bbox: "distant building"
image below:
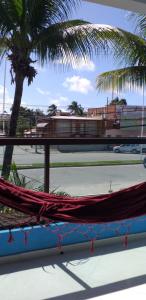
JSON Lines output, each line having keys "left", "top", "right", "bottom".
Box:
{"left": 55, "top": 110, "right": 71, "bottom": 116}
{"left": 0, "top": 113, "right": 10, "bottom": 122}
{"left": 0, "top": 113, "right": 10, "bottom": 136}
{"left": 88, "top": 105, "right": 146, "bottom": 137}
{"left": 88, "top": 105, "right": 117, "bottom": 120}
{"left": 24, "top": 128, "right": 37, "bottom": 137}
{"left": 36, "top": 115, "right": 105, "bottom": 138}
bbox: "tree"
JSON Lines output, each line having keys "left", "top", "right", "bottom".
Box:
{"left": 119, "top": 98, "right": 127, "bottom": 105}
{"left": 68, "top": 101, "right": 84, "bottom": 116}
{"left": 17, "top": 106, "right": 36, "bottom": 131}
{"left": 109, "top": 97, "right": 127, "bottom": 105}
{"left": 47, "top": 104, "right": 57, "bottom": 117}
{"left": 16, "top": 116, "right": 30, "bottom": 136}
{"left": 97, "top": 15, "right": 146, "bottom": 95}
{"left": 16, "top": 106, "right": 36, "bottom": 136}
{"left": 35, "top": 109, "right": 45, "bottom": 118}
{"left": 1, "top": 0, "right": 120, "bottom": 178}
{"left": 10, "top": 106, "right": 45, "bottom": 136}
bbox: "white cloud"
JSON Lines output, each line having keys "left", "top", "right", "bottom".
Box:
{"left": 36, "top": 87, "right": 50, "bottom": 96}
{"left": 48, "top": 95, "right": 69, "bottom": 108}
{"left": 63, "top": 76, "right": 94, "bottom": 94}
{"left": 58, "top": 96, "right": 69, "bottom": 102}
{"left": 56, "top": 56, "right": 95, "bottom": 72}
{"left": 49, "top": 99, "right": 60, "bottom": 106}
{"left": 73, "top": 57, "right": 95, "bottom": 71}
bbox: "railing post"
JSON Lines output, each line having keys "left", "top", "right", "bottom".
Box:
{"left": 44, "top": 144, "right": 50, "bottom": 193}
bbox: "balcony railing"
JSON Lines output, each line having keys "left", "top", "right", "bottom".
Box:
{"left": 1, "top": 136, "right": 146, "bottom": 193}
{"left": 1, "top": 136, "right": 146, "bottom": 258}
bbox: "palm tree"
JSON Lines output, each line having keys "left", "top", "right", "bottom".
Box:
{"left": 97, "top": 15, "right": 146, "bottom": 94}
{"left": 68, "top": 101, "right": 84, "bottom": 116}
{"left": 0, "top": 0, "right": 123, "bottom": 179}
{"left": 47, "top": 104, "right": 57, "bottom": 117}
{"left": 119, "top": 98, "right": 127, "bottom": 105}
{"left": 109, "top": 97, "right": 127, "bottom": 105}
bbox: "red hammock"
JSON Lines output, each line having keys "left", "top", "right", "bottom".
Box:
{"left": 0, "top": 178, "right": 146, "bottom": 224}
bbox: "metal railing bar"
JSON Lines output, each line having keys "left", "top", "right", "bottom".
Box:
{"left": 0, "top": 137, "right": 146, "bottom": 145}
{"left": 44, "top": 145, "right": 50, "bottom": 193}
{"left": 1, "top": 137, "right": 146, "bottom": 193}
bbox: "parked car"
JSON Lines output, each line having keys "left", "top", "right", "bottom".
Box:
{"left": 113, "top": 144, "right": 146, "bottom": 154}
{"left": 143, "top": 157, "right": 146, "bottom": 168}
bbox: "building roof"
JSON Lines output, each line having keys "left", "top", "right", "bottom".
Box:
{"left": 24, "top": 129, "right": 36, "bottom": 134}
{"left": 51, "top": 116, "right": 102, "bottom": 121}
{"left": 37, "top": 123, "right": 48, "bottom": 128}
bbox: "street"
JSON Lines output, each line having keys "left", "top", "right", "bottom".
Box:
{"left": 0, "top": 145, "right": 144, "bottom": 165}
{"left": 1, "top": 146, "right": 145, "bottom": 196}
{"left": 21, "top": 164, "right": 146, "bottom": 196}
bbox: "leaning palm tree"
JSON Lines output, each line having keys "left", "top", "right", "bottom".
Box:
{"left": 68, "top": 101, "right": 84, "bottom": 116}
{"left": 1, "top": 1, "right": 145, "bottom": 179}
{"left": 47, "top": 104, "right": 57, "bottom": 117}
{"left": 97, "top": 15, "right": 146, "bottom": 95}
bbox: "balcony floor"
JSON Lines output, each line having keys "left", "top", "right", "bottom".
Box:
{"left": 0, "top": 233, "right": 146, "bottom": 300}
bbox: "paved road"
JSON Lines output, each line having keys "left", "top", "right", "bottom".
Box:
{"left": 0, "top": 145, "right": 144, "bottom": 165}
{"left": 1, "top": 146, "right": 145, "bottom": 196}
{"left": 21, "top": 164, "right": 146, "bottom": 196}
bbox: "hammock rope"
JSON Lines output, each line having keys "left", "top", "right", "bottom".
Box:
{"left": 0, "top": 178, "right": 146, "bottom": 224}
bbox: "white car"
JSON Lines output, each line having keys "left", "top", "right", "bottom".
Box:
{"left": 113, "top": 144, "right": 146, "bottom": 153}
{"left": 143, "top": 157, "right": 146, "bottom": 168}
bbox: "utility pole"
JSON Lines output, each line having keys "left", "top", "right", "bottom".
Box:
{"left": 35, "top": 111, "right": 38, "bottom": 153}
{"left": 112, "top": 84, "right": 114, "bottom": 101}
{"left": 140, "top": 83, "right": 145, "bottom": 157}
{"left": 2, "top": 60, "right": 7, "bottom": 135}
{"left": 106, "top": 97, "right": 109, "bottom": 119}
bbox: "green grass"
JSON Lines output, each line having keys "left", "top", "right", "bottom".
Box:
{"left": 0, "top": 159, "right": 142, "bottom": 170}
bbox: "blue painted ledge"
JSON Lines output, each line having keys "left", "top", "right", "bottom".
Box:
{"left": 0, "top": 216, "right": 146, "bottom": 257}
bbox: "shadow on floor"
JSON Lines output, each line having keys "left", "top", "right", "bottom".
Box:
{"left": 44, "top": 274, "right": 146, "bottom": 300}
{"left": 1, "top": 233, "right": 146, "bottom": 300}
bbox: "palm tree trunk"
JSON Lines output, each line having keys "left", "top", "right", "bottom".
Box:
{"left": 1, "top": 73, "right": 24, "bottom": 179}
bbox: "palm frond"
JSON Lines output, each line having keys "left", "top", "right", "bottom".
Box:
{"left": 8, "top": 0, "right": 23, "bottom": 20}
{"left": 0, "top": 37, "right": 8, "bottom": 63}
{"left": 112, "top": 28, "right": 146, "bottom": 66}
{"left": 0, "top": 1, "right": 145, "bottom": 71}
{"left": 0, "top": 36, "right": 7, "bottom": 48}
{"left": 136, "top": 15, "right": 146, "bottom": 37}
{"left": 33, "top": 21, "right": 146, "bottom": 68}
{"left": 22, "top": 0, "right": 80, "bottom": 37}
{"left": 97, "top": 66, "right": 146, "bottom": 92}
{"left": 35, "top": 23, "right": 125, "bottom": 65}
{"left": 0, "top": 0, "right": 23, "bottom": 33}
{"left": 128, "top": 13, "right": 146, "bottom": 38}
{"left": 0, "top": 0, "right": 80, "bottom": 37}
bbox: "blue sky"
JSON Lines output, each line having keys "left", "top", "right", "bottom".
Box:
{"left": 0, "top": 1, "right": 144, "bottom": 113}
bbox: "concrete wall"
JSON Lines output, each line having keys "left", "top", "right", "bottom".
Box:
{"left": 58, "top": 144, "right": 108, "bottom": 152}
{"left": 85, "top": 0, "right": 146, "bottom": 14}
{"left": 0, "top": 216, "right": 146, "bottom": 257}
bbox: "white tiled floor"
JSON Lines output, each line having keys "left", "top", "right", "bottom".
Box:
{"left": 0, "top": 234, "right": 146, "bottom": 300}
